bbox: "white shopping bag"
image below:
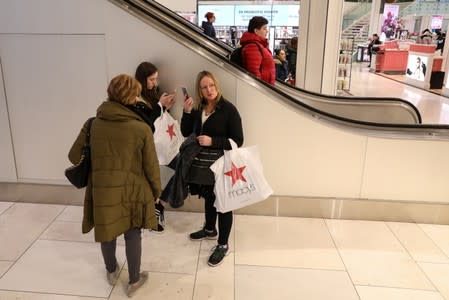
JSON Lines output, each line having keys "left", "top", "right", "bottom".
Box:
{"left": 153, "top": 111, "right": 184, "bottom": 165}
{"left": 210, "top": 139, "right": 273, "bottom": 213}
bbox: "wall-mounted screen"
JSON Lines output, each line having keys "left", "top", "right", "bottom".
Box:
{"left": 197, "top": 5, "right": 235, "bottom": 26}
{"left": 234, "top": 5, "right": 272, "bottom": 26}
{"left": 198, "top": 4, "right": 300, "bottom": 27}
{"left": 406, "top": 54, "right": 428, "bottom": 82}
{"left": 234, "top": 5, "right": 299, "bottom": 26}
{"left": 271, "top": 5, "right": 300, "bottom": 26}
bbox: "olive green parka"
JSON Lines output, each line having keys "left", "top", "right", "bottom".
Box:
{"left": 68, "top": 101, "right": 161, "bottom": 242}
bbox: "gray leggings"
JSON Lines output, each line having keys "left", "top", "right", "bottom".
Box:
{"left": 101, "top": 227, "right": 141, "bottom": 284}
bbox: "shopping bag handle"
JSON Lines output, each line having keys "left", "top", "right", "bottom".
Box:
{"left": 228, "top": 138, "right": 238, "bottom": 150}
{"left": 159, "top": 104, "right": 165, "bottom": 119}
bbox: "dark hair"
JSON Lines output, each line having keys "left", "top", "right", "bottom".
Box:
{"left": 274, "top": 48, "right": 285, "bottom": 56}
{"left": 290, "top": 36, "right": 298, "bottom": 48}
{"left": 373, "top": 33, "right": 379, "bottom": 38}
{"left": 135, "top": 61, "right": 159, "bottom": 107}
{"left": 248, "top": 16, "right": 268, "bottom": 33}
{"left": 205, "top": 12, "right": 214, "bottom": 21}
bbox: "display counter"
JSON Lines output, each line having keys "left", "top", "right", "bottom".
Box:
{"left": 373, "top": 40, "right": 408, "bottom": 74}
{"left": 375, "top": 49, "right": 408, "bottom": 74}
{"left": 403, "top": 44, "right": 437, "bottom": 90}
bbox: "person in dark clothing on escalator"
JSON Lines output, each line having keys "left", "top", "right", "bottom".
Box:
{"left": 286, "top": 37, "right": 297, "bottom": 80}
{"left": 202, "top": 12, "right": 216, "bottom": 39}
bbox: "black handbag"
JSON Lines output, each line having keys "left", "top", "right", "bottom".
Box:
{"left": 187, "top": 148, "right": 223, "bottom": 185}
{"left": 65, "top": 117, "right": 95, "bottom": 188}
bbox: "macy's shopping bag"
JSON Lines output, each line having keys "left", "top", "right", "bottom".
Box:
{"left": 153, "top": 111, "right": 184, "bottom": 165}
{"left": 210, "top": 139, "right": 273, "bottom": 213}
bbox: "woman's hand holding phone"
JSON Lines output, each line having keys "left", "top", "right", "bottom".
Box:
{"left": 159, "top": 91, "right": 176, "bottom": 109}
{"left": 183, "top": 96, "right": 193, "bottom": 113}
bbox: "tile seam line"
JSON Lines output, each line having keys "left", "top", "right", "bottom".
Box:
{"left": 386, "top": 222, "right": 441, "bottom": 293}
{"left": 0, "top": 204, "right": 66, "bottom": 280}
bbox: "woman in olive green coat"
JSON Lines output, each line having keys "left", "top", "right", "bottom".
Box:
{"left": 68, "top": 74, "right": 161, "bottom": 297}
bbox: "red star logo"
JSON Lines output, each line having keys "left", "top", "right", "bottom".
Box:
{"left": 166, "top": 124, "right": 176, "bottom": 140}
{"left": 224, "top": 162, "right": 247, "bottom": 186}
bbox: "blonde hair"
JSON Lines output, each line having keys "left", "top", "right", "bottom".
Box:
{"left": 194, "top": 70, "right": 222, "bottom": 110}
{"left": 107, "top": 74, "right": 141, "bottom": 105}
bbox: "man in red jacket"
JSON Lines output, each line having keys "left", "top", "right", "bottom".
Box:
{"left": 240, "top": 16, "right": 276, "bottom": 85}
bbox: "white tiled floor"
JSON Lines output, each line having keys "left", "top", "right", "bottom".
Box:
{"left": 2, "top": 203, "right": 449, "bottom": 299}
{"left": 351, "top": 63, "right": 449, "bottom": 125}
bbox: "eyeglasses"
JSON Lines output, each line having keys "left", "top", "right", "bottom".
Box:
{"left": 200, "top": 83, "right": 216, "bottom": 90}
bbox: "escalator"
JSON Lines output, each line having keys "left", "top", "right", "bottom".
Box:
{"left": 106, "top": 0, "right": 449, "bottom": 203}
{"left": 124, "top": 0, "right": 422, "bottom": 125}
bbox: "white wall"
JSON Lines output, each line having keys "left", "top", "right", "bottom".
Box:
{"left": 1, "top": 0, "right": 449, "bottom": 203}
{"left": 0, "top": 35, "right": 108, "bottom": 183}
{"left": 0, "top": 60, "right": 17, "bottom": 182}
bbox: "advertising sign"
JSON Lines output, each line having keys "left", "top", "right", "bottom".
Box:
{"left": 198, "top": 4, "right": 300, "bottom": 27}
{"left": 270, "top": 5, "right": 300, "bottom": 26}
{"left": 234, "top": 5, "right": 272, "bottom": 26}
{"left": 431, "top": 15, "right": 443, "bottom": 30}
{"left": 406, "top": 54, "right": 428, "bottom": 82}
{"left": 197, "top": 5, "right": 235, "bottom": 26}
{"left": 234, "top": 4, "right": 299, "bottom": 26}
{"left": 382, "top": 4, "right": 400, "bottom": 39}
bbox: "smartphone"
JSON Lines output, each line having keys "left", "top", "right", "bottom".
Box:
{"left": 181, "top": 87, "right": 189, "bottom": 100}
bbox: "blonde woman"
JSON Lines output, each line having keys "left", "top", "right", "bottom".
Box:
{"left": 68, "top": 74, "right": 161, "bottom": 297}
{"left": 181, "top": 71, "right": 243, "bottom": 266}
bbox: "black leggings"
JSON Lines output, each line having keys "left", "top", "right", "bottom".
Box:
{"left": 202, "top": 185, "right": 233, "bottom": 246}
{"left": 101, "top": 227, "right": 141, "bottom": 284}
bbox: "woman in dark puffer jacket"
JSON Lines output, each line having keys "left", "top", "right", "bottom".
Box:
{"left": 240, "top": 16, "right": 276, "bottom": 85}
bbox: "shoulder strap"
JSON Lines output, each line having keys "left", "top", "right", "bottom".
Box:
{"left": 84, "top": 117, "right": 95, "bottom": 147}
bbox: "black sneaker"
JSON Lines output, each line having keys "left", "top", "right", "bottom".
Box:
{"left": 189, "top": 228, "right": 218, "bottom": 241}
{"left": 149, "top": 223, "right": 164, "bottom": 234}
{"left": 149, "top": 202, "right": 165, "bottom": 234}
{"left": 155, "top": 202, "right": 165, "bottom": 226}
{"left": 208, "top": 244, "right": 229, "bottom": 267}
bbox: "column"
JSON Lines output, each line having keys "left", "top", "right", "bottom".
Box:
{"left": 420, "top": 15, "right": 432, "bottom": 33}
{"left": 368, "top": 0, "right": 382, "bottom": 35}
{"left": 296, "top": 0, "right": 344, "bottom": 95}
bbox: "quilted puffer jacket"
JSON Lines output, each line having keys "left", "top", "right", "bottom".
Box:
{"left": 240, "top": 31, "right": 276, "bottom": 85}
{"left": 68, "top": 101, "right": 161, "bottom": 242}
